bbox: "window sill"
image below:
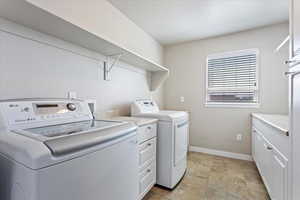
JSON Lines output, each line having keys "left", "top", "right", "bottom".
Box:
{"left": 205, "top": 102, "right": 260, "bottom": 108}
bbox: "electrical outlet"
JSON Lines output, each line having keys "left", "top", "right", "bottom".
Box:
{"left": 68, "top": 91, "right": 77, "bottom": 99}
{"left": 180, "top": 96, "right": 185, "bottom": 103}
{"left": 236, "top": 134, "right": 243, "bottom": 141}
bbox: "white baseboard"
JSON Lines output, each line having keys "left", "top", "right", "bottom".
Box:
{"left": 189, "top": 146, "right": 253, "bottom": 161}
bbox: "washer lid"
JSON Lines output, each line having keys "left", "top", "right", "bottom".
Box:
{"left": 43, "top": 122, "right": 135, "bottom": 156}
{"left": 133, "top": 110, "right": 188, "bottom": 121}
{"left": 21, "top": 120, "right": 124, "bottom": 141}
{"left": 13, "top": 120, "right": 131, "bottom": 156}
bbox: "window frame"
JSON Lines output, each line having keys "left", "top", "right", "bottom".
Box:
{"left": 205, "top": 49, "right": 260, "bottom": 108}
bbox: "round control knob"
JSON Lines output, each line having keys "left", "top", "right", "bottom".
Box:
{"left": 66, "top": 103, "right": 76, "bottom": 111}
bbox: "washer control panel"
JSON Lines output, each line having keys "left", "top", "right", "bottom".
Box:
{"left": 0, "top": 99, "right": 93, "bottom": 130}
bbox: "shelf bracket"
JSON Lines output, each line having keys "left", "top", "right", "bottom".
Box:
{"left": 275, "top": 35, "right": 290, "bottom": 53}
{"left": 103, "top": 53, "right": 124, "bottom": 81}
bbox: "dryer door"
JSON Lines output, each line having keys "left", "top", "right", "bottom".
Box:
{"left": 174, "top": 120, "right": 188, "bottom": 166}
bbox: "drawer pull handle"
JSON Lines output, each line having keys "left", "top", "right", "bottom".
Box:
{"left": 147, "top": 143, "right": 152, "bottom": 146}
{"left": 147, "top": 126, "right": 152, "bottom": 130}
{"left": 285, "top": 70, "right": 300, "bottom": 76}
{"left": 285, "top": 60, "right": 297, "bottom": 64}
{"left": 177, "top": 121, "right": 188, "bottom": 128}
{"left": 147, "top": 169, "right": 151, "bottom": 173}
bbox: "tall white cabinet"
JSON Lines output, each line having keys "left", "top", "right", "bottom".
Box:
{"left": 290, "top": 69, "right": 300, "bottom": 200}
{"left": 290, "top": 0, "right": 300, "bottom": 62}
{"left": 289, "top": 1, "right": 300, "bottom": 200}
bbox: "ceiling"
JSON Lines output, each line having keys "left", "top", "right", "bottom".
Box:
{"left": 108, "top": 0, "right": 289, "bottom": 45}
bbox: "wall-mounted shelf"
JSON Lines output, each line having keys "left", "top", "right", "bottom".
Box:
{"left": 0, "top": 0, "right": 169, "bottom": 91}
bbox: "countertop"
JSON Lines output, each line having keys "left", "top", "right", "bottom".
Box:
{"left": 110, "top": 116, "right": 158, "bottom": 127}
{"left": 252, "top": 113, "right": 289, "bottom": 134}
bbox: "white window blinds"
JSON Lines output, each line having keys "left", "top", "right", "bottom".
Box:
{"left": 206, "top": 49, "right": 259, "bottom": 104}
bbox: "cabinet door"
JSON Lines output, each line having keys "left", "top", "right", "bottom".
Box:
{"left": 253, "top": 129, "right": 262, "bottom": 168}
{"left": 254, "top": 130, "right": 272, "bottom": 192}
{"left": 261, "top": 139, "right": 273, "bottom": 194}
{"left": 251, "top": 129, "right": 256, "bottom": 161}
{"left": 254, "top": 131, "right": 264, "bottom": 173}
{"left": 270, "top": 149, "right": 288, "bottom": 200}
{"left": 290, "top": 67, "right": 300, "bottom": 200}
{"left": 174, "top": 121, "right": 188, "bottom": 166}
{"left": 290, "top": 0, "right": 300, "bottom": 61}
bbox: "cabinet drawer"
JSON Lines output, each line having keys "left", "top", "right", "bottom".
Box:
{"left": 139, "top": 162, "right": 156, "bottom": 197}
{"left": 137, "top": 123, "right": 157, "bottom": 144}
{"left": 252, "top": 118, "right": 289, "bottom": 157}
{"left": 270, "top": 144, "right": 288, "bottom": 200}
{"left": 139, "top": 138, "right": 156, "bottom": 170}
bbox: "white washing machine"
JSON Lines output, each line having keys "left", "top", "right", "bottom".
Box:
{"left": 131, "top": 99, "right": 189, "bottom": 189}
{"left": 0, "top": 98, "right": 139, "bottom": 200}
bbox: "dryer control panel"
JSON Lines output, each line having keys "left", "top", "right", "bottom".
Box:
{"left": 131, "top": 99, "right": 159, "bottom": 115}
{"left": 0, "top": 99, "right": 93, "bottom": 130}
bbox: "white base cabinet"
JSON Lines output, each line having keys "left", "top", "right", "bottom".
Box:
{"left": 137, "top": 122, "right": 157, "bottom": 200}
{"left": 252, "top": 115, "right": 289, "bottom": 200}
{"left": 111, "top": 117, "right": 158, "bottom": 200}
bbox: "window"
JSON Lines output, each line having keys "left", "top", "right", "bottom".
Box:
{"left": 206, "top": 49, "right": 259, "bottom": 107}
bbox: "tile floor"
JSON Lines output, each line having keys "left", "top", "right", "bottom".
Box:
{"left": 143, "top": 152, "right": 270, "bottom": 200}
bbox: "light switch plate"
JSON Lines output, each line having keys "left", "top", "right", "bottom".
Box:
{"left": 236, "top": 134, "right": 243, "bottom": 141}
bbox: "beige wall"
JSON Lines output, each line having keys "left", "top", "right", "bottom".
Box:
{"left": 0, "top": 18, "right": 164, "bottom": 116}
{"left": 164, "top": 23, "right": 289, "bottom": 155}
{"left": 26, "top": 0, "right": 163, "bottom": 65}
